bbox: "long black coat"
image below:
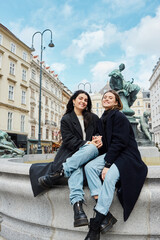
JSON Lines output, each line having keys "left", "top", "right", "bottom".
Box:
{"left": 98, "top": 109, "right": 148, "bottom": 221}
{"left": 29, "top": 111, "right": 99, "bottom": 197}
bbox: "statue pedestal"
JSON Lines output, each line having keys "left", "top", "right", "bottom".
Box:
{"left": 127, "top": 116, "right": 139, "bottom": 138}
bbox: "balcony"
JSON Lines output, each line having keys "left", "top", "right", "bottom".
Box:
{"left": 45, "top": 120, "right": 57, "bottom": 127}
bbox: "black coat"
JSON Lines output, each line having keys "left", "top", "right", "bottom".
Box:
{"left": 29, "top": 111, "right": 100, "bottom": 197}
{"left": 98, "top": 109, "right": 148, "bottom": 221}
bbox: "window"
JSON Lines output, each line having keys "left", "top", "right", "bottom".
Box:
{"left": 7, "top": 112, "right": 12, "bottom": 130}
{"left": 0, "top": 34, "right": 2, "bottom": 45}
{"left": 46, "top": 129, "right": 49, "bottom": 139}
{"left": 31, "top": 69, "right": 36, "bottom": 81}
{"left": 9, "top": 61, "right": 15, "bottom": 75}
{"left": 8, "top": 85, "right": 14, "bottom": 100}
{"left": 22, "top": 51, "right": 27, "bottom": 61}
{"left": 52, "top": 131, "right": 54, "bottom": 140}
{"left": 31, "top": 126, "right": 35, "bottom": 138}
{"left": 30, "top": 106, "right": 35, "bottom": 118}
{"left": 31, "top": 89, "right": 35, "bottom": 99}
{"left": 45, "top": 112, "right": 48, "bottom": 122}
{"left": 0, "top": 53, "right": 2, "bottom": 68}
{"left": 51, "top": 101, "right": 53, "bottom": 109}
{"left": 45, "top": 96, "right": 48, "bottom": 105}
{"left": 138, "top": 110, "right": 140, "bottom": 115}
{"left": 21, "top": 115, "right": 25, "bottom": 132}
{"left": 137, "top": 101, "right": 140, "bottom": 106}
{"left": 45, "top": 80, "right": 48, "bottom": 89}
{"left": 11, "top": 42, "right": 16, "bottom": 53}
{"left": 21, "top": 90, "right": 26, "bottom": 104}
{"left": 22, "top": 69, "right": 27, "bottom": 81}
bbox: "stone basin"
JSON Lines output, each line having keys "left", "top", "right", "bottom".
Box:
{"left": 0, "top": 148, "right": 160, "bottom": 240}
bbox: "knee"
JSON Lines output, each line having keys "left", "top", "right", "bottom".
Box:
{"left": 104, "top": 173, "right": 117, "bottom": 187}
{"left": 84, "top": 162, "right": 92, "bottom": 174}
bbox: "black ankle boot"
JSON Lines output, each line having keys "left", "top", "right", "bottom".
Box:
{"left": 100, "top": 211, "right": 117, "bottom": 234}
{"left": 73, "top": 201, "right": 88, "bottom": 227}
{"left": 84, "top": 218, "right": 100, "bottom": 240}
{"left": 38, "top": 168, "right": 64, "bottom": 189}
{"left": 84, "top": 211, "right": 105, "bottom": 240}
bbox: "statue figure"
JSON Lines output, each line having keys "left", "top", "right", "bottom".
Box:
{"left": 0, "top": 130, "right": 24, "bottom": 158}
{"left": 139, "top": 112, "right": 152, "bottom": 141}
{"left": 109, "top": 63, "right": 140, "bottom": 108}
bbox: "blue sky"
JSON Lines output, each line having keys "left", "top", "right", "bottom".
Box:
{"left": 1, "top": 0, "right": 160, "bottom": 93}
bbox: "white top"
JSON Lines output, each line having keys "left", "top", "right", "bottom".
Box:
{"left": 77, "top": 115, "right": 86, "bottom": 140}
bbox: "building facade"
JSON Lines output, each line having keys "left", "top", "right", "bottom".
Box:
{"left": 0, "top": 23, "right": 72, "bottom": 154}
{"left": 149, "top": 60, "right": 160, "bottom": 146}
{"left": 0, "top": 24, "right": 31, "bottom": 151}
{"left": 28, "top": 56, "right": 72, "bottom": 154}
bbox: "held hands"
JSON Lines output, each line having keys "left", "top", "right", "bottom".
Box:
{"left": 101, "top": 167, "right": 109, "bottom": 181}
{"left": 90, "top": 135, "right": 103, "bottom": 149}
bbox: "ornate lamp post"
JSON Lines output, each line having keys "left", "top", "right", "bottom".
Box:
{"left": 31, "top": 29, "right": 55, "bottom": 154}
{"left": 78, "top": 82, "right": 92, "bottom": 93}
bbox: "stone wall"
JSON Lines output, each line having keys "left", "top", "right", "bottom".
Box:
{"left": 0, "top": 154, "right": 160, "bottom": 240}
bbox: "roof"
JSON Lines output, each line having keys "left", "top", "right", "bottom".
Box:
{"left": 0, "top": 23, "right": 31, "bottom": 51}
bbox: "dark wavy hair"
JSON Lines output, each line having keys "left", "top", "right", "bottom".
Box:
{"left": 102, "top": 90, "right": 123, "bottom": 110}
{"left": 65, "top": 90, "right": 92, "bottom": 129}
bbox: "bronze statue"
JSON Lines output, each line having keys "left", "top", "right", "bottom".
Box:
{"left": 0, "top": 130, "right": 24, "bottom": 158}
{"left": 139, "top": 112, "right": 152, "bottom": 141}
{"left": 109, "top": 64, "right": 140, "bottom": 112}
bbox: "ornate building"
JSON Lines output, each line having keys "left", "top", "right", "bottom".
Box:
{"left": 0, "top": 23, "right": 31, "bottom": 151}
{"left": 28, "top": 56, "right": 72, "bottom": 153}
{"left": 0, "top": 23, "right": 72, "bottom": 154}
{"left": 149, "top": 60, "right": 160, "bottom": 146}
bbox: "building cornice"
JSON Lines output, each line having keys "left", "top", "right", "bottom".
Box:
{"left": 0, "top": 102, "right": 29, "bottom": 113}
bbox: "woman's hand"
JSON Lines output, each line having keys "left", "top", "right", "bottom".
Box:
{"left": 90, "top": 136, "right": 102, "bottom": 149}
{"left": 101, "top": 167, "right": 109, "bottom": 181}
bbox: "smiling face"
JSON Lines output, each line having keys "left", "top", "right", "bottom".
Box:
{"left": 102, "top": 92, "right": 118, "bottom": 110}
{"left": 73, "top": 93, "right": 88, "bottom": 114}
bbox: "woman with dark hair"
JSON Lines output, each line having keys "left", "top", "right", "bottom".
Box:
{"left": 29, "top": 90, "right": 103, "bottom": 228}
{"left": 84, "top": 90, "right": 148, "bottom": 240}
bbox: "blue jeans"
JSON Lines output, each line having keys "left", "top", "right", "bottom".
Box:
{"left": 62, "top": 144, "right": 99, "bottom": 205}
{"left": 85, "top": 154, "right": 120, "bottom": 215}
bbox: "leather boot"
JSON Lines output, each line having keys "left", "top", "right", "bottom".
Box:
{"left": 84, "top": 211, "right": 105, "bottom": 240}
{"left": 38, "top": 168, "right": 64, "bottom": 189}
{"left": 73, "top": 201, "right": 88, "bottom": 227}
{"left": 84, "top": 218, "right": 100, "bottom": 240}
{"left": 100, "top": 211, "right": 117, "bottom": 234}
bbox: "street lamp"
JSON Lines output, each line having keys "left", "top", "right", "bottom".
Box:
{"left": 31, "top": 29, "right": 55, "bottom": 154}
{"left": 78, "top": 82, "right": 92, "bottom": 93}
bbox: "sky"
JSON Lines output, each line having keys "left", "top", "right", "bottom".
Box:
{"left": 1, "top": 0, "right": 160, "bottom": 93}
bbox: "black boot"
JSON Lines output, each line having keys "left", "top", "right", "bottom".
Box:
{"left": 38, "top": 168, "right": 64, "bottom": 189}
{"left": 84, "top": 212, "right": 105, "bottom": 240}
{"left": 94, "top": 199, "right": 117, "bottom": 233}
{"left": 100, "top": 211, "right": 117, "bottom": 234}
{"left": 73, "top": 201, "right": 88, "bottom": 227}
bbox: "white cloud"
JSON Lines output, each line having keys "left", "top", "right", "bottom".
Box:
{"left": 90, "top": 61, "right": 117, "bottom": 92}
{"left": 51, "top": 62, "right": 66, "bottom": 73}
{"left": 102, "top": 0, "right": 145, "bottom": 12}
{"left": 9, "top": 21, "right": 39, "bottom": 48}
{"left": 121, "top": 6, "right": 160, "bottom": 57}
{"left": 61, "top": 3, "right": 72, "bottom": 18}
{"left": 64, "top": 23, "right": 119, "bottom": 64}
{"left": 64, "top": 30, "right": 105, "bottom": 64}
